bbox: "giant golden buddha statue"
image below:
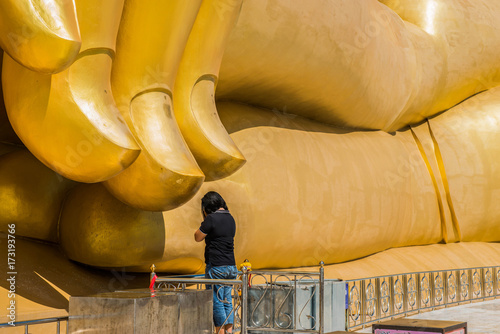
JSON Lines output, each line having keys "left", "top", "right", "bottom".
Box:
{"left": 1, "top": 0, "right": 500, "bottom": 320}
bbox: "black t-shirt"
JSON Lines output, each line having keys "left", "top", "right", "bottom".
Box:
{"left": 199, "top": 210, "right": 236, "bottom": 266}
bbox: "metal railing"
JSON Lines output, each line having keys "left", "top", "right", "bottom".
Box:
{"left": 151, "top": 262, "right": 325, "bottom": 334}
{"left": 5, "top": 265, "right": 498, "bottom": 333}
{"left": 0, "top": 316, "right": 68, "bottom": 333}
{"left": 345, "top": 266, "right": 500, "bottom": 330}
{"left": 246, "top": 268, "right": 325, "bottom": 333}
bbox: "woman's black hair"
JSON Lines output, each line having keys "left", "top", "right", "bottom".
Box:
{"left": 201, "top": 191, "right": 228, "bottom": 214}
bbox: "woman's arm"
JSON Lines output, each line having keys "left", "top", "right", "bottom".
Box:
{"left": 194, "top": 228, "right": 207, "bottom": 242}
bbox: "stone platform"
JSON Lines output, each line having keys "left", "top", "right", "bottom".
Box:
{"left": 68, "top": 289, "right": 211, "bottom": 334}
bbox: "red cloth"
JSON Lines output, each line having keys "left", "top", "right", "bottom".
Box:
{"left": 149, "top": 273, "right": 157, "bottom": 290}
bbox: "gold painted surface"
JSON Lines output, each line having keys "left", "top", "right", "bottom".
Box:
{"left": 105, "top": 93, "right": 204, "bottom": 211}
{"left": 59, "top": 184, "right": 165, "bottom": 267}
{"left": 162, "top": 102, "right": 442, "bottom": 269}
{"left": 217, "top": 0, "right": 416, "bottom": 130}
{"left": 110, "top": 0, "right": 202, "bottom": 103}
{"left": 74, "top": 0, "right": 123, "bottom": 53}
{"left": 0, "top": 150, "right": 74, "bottom": 242}
{"left": 1, "top": 0, "right": 139, "bottom": 183}
{"left": 217, "top": 0, "right": 500, "bottom": 132}
{"left": 174, "top": 0, "right": 246, "bottom": 180}
{"left": 410, "top": 123, "right": 460, "bottom": 243}
{"left": 159, "top": 93, "right": 500, "bottom": 272}
{"left": 379, "top": 0, "right": 500, "bottom": 130}
{"left": 429, "top": 87, "right": 500, "bottom": 242}
{"left": 0, "top": 50, "right": 21, "bottom": 144}
{"left": 0, "top": 0, "right": 81, "bottom": 74}
{"left": 104, "top": 0, "right": 204, "bottom": 211}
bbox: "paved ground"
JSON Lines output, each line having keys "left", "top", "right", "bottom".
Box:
{"left": 357, "top": 298, "right": 500, "bottom": 334}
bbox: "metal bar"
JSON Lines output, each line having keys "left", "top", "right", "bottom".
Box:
{"left": 241, "top": 267, "right": 248, "bottom": 334}
{"left": 491, "top": 267, "right": 500, "bottom": 297}
{"left": 376, "top": 277, "right": 381, "bottom": 320}
{"left": 155, "top": 278, "right": 241, "bottom": 285}
{"left": 430, "top": 272, "right": 435, "bottom": 309}
{"left": 481, "top": 268, "right": 485, "bottom": 298}
{"left": 495, "top": 267, "right": 498, "bottom": 297}
{"left": 416, "top": 273, "right": 421, "bottom": 310}
{"left": 57, "top": 320, "right": 60, "bottom": 334}
{"left": 161, "top": 273, "right": 206, "bottom": 279}
{"left": 25, "top": 324, "right": 28, "bottom": 334}
{"left": 403, "top": 274, "right": 408, "bottom": 314}
{"left": 0, "top": 317, "right": 70, "bottom": 328}
{"left": 390, "top": 276, "right": 394, "bottom": 316}
{"left": 444, "top": 271, "right": 449, "bottom": 306}
{"left": 319, "top": 261, "right": 324, "bottom": 334}
{"left": 250, "top": 271, "right": 321, "bottom": 276}
{"left": 361, "top": 279, "right": 366, "bottom": 326}
{"left": 293, "top": 274, "right": 297, "bottom": 331}
{"left": 468, "top": 269, "right": 472, "bottom": 301}
{"left": 347, "top": 283, "right": 351, "bottom": 330}
{"left": 270, "top": 273, "right": 274, "bottom": 327}
{"left": 247, "top": 327, "right": 319, "bottom": 333}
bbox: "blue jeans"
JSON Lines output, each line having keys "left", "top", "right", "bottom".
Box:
{"left": 205, "top": 264, "right": 238, "bottom": 327}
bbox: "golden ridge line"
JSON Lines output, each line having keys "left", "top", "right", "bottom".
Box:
{"left": 409, "top": 126, "right": 449, "bottom": 243}
{"left": 426, "top": 120, "right": 463, "bottom": 241}
{"left": 75, "top": 47, "right": 115, "bottom": 60}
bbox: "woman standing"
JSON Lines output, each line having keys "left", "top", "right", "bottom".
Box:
{"left": 195, "top": 191, "right": 238, "bottom": 334}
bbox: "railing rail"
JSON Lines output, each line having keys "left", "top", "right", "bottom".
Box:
{"left": 151, "top": 261, "right": 326, "bottom": 334}
{"left": 345, "top": 266, "right": 500, "bottom": 330}
{"left": 0, "top": 316, "right": 68, "bottom": 333}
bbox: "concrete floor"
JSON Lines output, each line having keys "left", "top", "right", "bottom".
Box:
{"left": 357, "top": 298, "right": 500, "bottom": 334}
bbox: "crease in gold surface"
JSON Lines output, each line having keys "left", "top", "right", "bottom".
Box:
{"left": 0, "top": 50, "right": 21, "bottom": 144}
{"left": 410, "top": 126, "right": 448, "bottom": 242}
{"left": 426, "top": 120, "right": 462, "bottom": 241}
